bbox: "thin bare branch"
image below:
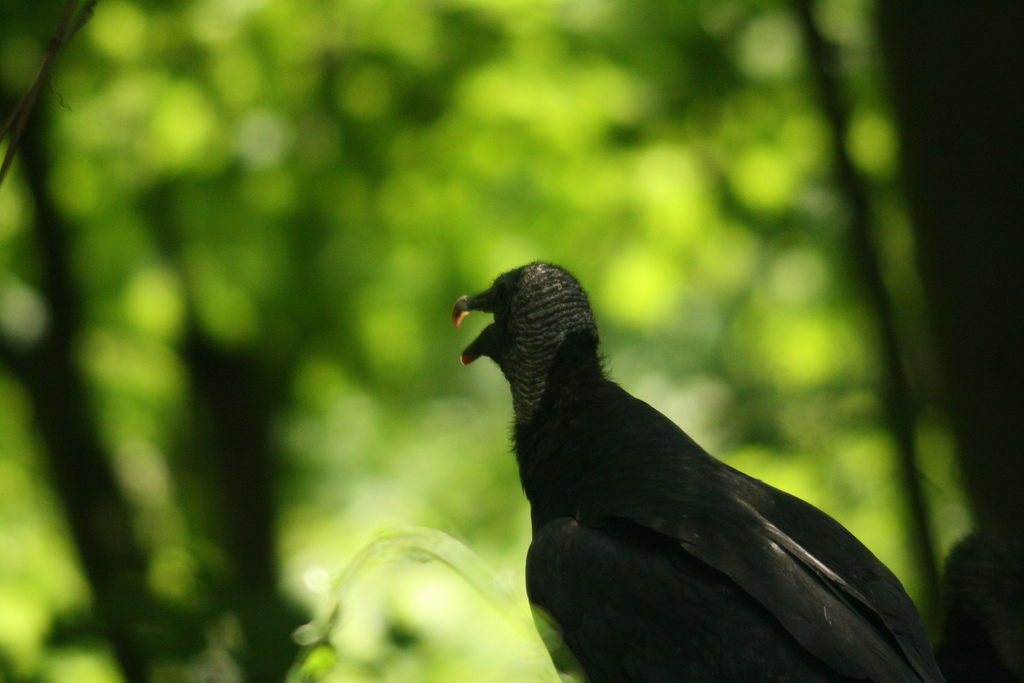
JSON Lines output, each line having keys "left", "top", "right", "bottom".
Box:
{"left": 68, "top": 0, "right": 100, "bottom": 43}
{"left": 0, "top": 0, "right": 98, "bottom": 189}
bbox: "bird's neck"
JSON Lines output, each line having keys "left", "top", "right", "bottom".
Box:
{"left": 511, "top": 334, "right": 606, "bottom": 522}
{"left": 508, "top": 373, "right": 546, "bottom": 426}
{"left": 505, "top": 331, "right": 602, "bottom": 426}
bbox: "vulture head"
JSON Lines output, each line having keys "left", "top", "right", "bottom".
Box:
{"left": 453, "top": 262, "right": 598, "bottom": 422}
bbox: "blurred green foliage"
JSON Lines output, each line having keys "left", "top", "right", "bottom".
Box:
{"left": 0, "top": 0, "right": 970, "bottom": 681}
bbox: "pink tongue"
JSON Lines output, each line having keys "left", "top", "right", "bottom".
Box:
{"left": 453, "top": 309, "right": 470, "bottom": 328}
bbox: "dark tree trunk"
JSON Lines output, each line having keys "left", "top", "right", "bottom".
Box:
{"left": 876, "top": 3, "right": 1024, "bottom": 535}
{"left": 0, "top": 99, "right": 153, "bottom": 683}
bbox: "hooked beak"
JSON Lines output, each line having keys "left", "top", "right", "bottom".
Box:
{"left": 452, "top": 290, "right": 498, "bottom": 365}
{"left": 452, "top": 295, "right": 471, "bottom": 328}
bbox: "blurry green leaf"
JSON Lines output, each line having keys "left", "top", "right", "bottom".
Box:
{"left": 358, "top": 308, "right": 424, "bottom": 379}
{"left": 340, "top": 65, "right": 394, "bottom": 121}
{"left": 88, "top": 0, "right": 147, "bottom": 62}
{"left": 189, "top": 256, "right": 262, "bottom": 347}
{"left": 846, "top": 109, "right": 897, "bottom": 177}
{"left": 122, "top": 266, "right": 186, "bottom": 341}
{"left": 0, "top": 282, "right": 49, "bottom": 348}
{"left": 44, "top": 649, "right": 126, "bottom": 683}
{"left": 599, "top": 248, "right": 680, "bottom": 329}
{"left": 767, "top": 248, "right": 829, "bottom": 307}
{"left": 759, "top": 312, "right": 854, "bottom": 387}
{"left": 149, "top": 80, "right": 222, "bottom": 172}
{"left": 632, "top": 143, "right": 712, "bottom": 246}
{"left": 0, "top": 174, "right": 29, "bottom": 240}
{"left": 731, "top": 144, "right": 802, "bottom": 212}
{"left": 736, "top": 11, "right": 802, "bottom": 81}
{"left": 50, "top": 157, "right": 103, "bottom": 217}
{"left": 0, "top": 590, "right": 48, "bottom": 674}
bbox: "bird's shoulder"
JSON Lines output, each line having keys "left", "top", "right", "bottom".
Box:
{"left": 515, "top": 377, "right": 723, "bottom": 527}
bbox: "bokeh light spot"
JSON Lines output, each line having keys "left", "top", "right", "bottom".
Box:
{"left": 600, "top": 248, "right": 679, "bottom": 328}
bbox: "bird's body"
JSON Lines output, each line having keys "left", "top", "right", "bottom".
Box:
{"left": 454, "top": 263, "right": 945, "bottom": 683}
{"left": 528, "top": 516, "right": 854, "bottom": 682}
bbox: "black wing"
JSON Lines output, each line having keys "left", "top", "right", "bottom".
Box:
{"left": 546, "top": 383, "right": 945, "bottom": 683}
{"left": 527, "top": 515, "right": 860, "bottom": 683}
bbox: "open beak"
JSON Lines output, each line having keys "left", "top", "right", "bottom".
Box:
{"left": 452, "top": 291, "right": 498, "bottom": 365}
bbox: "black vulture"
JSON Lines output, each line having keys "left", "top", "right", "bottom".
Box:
{"left": 453, "top": 262, "right": 945, "bottom": 683}
{"left": 936, "top": 532, "right": 1023, "bottom": 683}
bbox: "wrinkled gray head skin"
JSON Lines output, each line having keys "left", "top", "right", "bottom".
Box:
{"left": 454, "top": 263, "right": 598, "bottom": 424}
{"left": 944, "top": 532, "right": 1024, "bottom": 675}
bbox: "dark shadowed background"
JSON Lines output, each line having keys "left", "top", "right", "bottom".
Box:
{"left": 0, "top": 0, "right": 1020, "bottom": 681}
